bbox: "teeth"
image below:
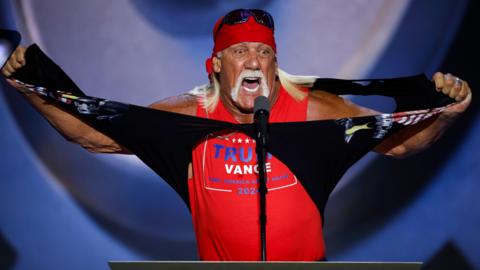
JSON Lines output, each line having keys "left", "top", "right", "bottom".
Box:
{"left": 244, "top": 77, "right": 260, "bottom": 80}
{"left": 243, "top": 84, "right": 260, "bottom": 92}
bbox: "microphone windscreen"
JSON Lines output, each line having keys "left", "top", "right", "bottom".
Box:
{"left": 254, "top": 96, "right": 270, "bottom": 114}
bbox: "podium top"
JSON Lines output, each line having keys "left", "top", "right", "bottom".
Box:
{"left": 109, "top": 261, "right": 423, "bottom": 270}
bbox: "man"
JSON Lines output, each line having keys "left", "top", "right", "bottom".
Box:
{"left": 1, "top": 9, "right": 472, "bottom": 261}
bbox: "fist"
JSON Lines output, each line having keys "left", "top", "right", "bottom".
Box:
{"left": 432, "top": 72, "right": 472, "bottom": 115}
{"left": 1, "top": 46, "right": 26, "bottom": 77}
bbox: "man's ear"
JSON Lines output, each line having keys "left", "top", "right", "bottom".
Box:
{"left": 275, "top": 58, "right": 278, "bottom": 76}
{"left": 213, "top": 56, "right": 221, "bottom": 73}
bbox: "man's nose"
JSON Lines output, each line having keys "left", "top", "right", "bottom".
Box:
{"left": 244, "top": 51, "right": 260, "bottom": 70}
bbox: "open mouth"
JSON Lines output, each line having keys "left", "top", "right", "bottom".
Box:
{"left": 241, "top": 77, "right": 260, "bottom": 92}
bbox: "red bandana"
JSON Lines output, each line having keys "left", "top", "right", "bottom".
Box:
{"left": 205, "top": 16, "right": 276, "bottom": 77}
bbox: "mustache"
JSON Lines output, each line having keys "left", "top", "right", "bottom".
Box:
{"left": 238, "top": 70, "right": 265, "bottom": 80}
{"left": 231, "top": 70, "right": 270, "bottom": 101}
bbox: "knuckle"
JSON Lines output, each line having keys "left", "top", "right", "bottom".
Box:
{"left": 2, "top": 69, "right": 11, "bottom": 77}
{"left": 434, "top": 72, "right": 444, "bottom": 81}
{"left": 11, "top": 61, "right": 22, "bottom": 69}
{"left": 4, "top": 62, "right": 12, "bottom": 71}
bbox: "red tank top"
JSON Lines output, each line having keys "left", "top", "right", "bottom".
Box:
{"left": 189, "top": 86, "right": 325, "bottom": 261}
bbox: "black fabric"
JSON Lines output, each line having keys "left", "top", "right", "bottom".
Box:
{"left": 12, "top": 44, "right": 455, "bottom": 219}
{"left": 312, "top": 76, "right": 453, "bottom": 112}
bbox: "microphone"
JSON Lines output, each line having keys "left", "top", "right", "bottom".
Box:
{"left": 254, "top": 96, "right": 270, "bottom": 148}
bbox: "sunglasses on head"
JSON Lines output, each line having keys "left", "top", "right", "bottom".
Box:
{"left": 215, "top": 9, "right": 275, "bottom": 39}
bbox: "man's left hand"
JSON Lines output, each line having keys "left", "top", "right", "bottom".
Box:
{"left": 432, "top": 72, "right": 472, "bottom": 120}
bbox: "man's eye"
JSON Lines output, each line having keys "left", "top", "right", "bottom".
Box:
{"left": 234, "top": 49, "right": 246, "bottom": 55}
{"left": 259, "top": 49, "right": 272, "bottom": 57}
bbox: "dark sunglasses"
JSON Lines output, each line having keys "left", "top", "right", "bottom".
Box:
{"left": 214, "top": 9, "right": 275, "bottom": 39}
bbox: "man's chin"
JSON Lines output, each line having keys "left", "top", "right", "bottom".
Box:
{"left": 236, "top": 94, "right": 262, "bottom": 112}
{"left": 238, "top": 106, "right": 254, "bottom": 114}
{"left": 229, "top": 88, "right": 269, "bottom": 114}
{"left": 234, "top": 102, "right": 254, "bottom": 114}
{"left": 231, "top": 99, "right": 255, "bottom": 114}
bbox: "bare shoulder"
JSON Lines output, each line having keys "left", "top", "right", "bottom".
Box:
{"left": 307, "top": 90, "right": 378, "bottom": 121}
{"left": 149, "top": 93, "right": 198, "bottom": 116}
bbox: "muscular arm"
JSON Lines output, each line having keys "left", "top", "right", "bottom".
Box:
{"left": 5, "top": 78, "right": 129, "bottom": 153}
{"left": 5, "top": 79, "right": 199, "bottom": 154}
{"left": 307, "top": 72, "right": 472, "bottom": 158}
{"left": 373, "top": 115, "right": 451, "bottom": 158}
{"left": 2, "top": 46, "right": 125, "bottom": 153}
{"left": 2, "top": 46, "right": 198, "bottom": 154}
{"left": 374, "top": 73, "right": 471, "bottom": 158}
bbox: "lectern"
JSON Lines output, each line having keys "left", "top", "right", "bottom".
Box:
{"left": 109, "top": 261, "right": 422, "bottom": 270}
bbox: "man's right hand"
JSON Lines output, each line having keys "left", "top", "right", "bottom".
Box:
{"left": 1, "top": 46, "right": 26, "bottom": 77}
{"left": 1, "top": 45, "right": 129, "bottom": 154}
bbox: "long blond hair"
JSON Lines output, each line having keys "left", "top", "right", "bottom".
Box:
{"left": 190, "top": 68, "right": 318, "bottom": 113}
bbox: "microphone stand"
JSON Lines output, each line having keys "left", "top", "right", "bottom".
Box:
{"left": 254, "top": 96, "right": 270, "bottom": 261}
{"left": 256, "top": 125, "right": 268, "bottom": 261}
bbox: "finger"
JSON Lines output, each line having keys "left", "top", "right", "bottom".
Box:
{"left": 10, "top": 59, "right": 24, "bottom": 69}
{"left": 441, "top": 73, "right": 454, "bottom": 95}
{"left": 444, "top": 73, "right": 455, "bottom": 88}
{"left": 448, "top": 77, "right": 462, "bottom": 99}
{"left": 433, "top": 72, "right": 444, "bottom": 91}
{"left": 456, "top": 87, "right": 467, "bottom": 101}
{"left": 1, "top": 63, "right": 9, "bottom": 76}
{"left": 456, "top": 81, "right": 471, "bottom": 102}
{"left": 442, "top": 85, "right": 451, "bottom": 95}
{"left": 1, "top": 67, "right": 12, "bottom": 77}
{"left": 443, "top": 73, "right": 454, "bottom": 86}
{"left": 449, "top": 88, "right": 459, "bottom": 99}
{"left": 14, "top": 47, "right": 26, "bottom": 65}
{"left": 453, "top": 77, "right": 463, "bottom": 97}
{"left": 2, "top": 62, "right": 14, "bottom": 76}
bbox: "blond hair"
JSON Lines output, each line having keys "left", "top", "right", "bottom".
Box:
{"left": 189, "top": 68, "right": 318, "bottom": 113}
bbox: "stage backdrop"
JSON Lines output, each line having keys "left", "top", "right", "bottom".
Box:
{"left": 1, "top": 0, "right": 479, "bottom": 270}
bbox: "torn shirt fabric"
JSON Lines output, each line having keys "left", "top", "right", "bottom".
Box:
{"left": 12, "top": 44, "right": 455, "bottom": 227}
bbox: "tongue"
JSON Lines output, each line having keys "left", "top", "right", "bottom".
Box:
{"left": 242, "top": 80, "right": 259, "bottom": 89}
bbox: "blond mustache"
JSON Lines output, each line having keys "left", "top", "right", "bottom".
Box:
{"left": 231, "top": 70, "right": 270, "bottom": 102}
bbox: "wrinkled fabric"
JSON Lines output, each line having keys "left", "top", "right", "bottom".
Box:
{"left": 13, "top": 44, "right": 455, "bottom": 221}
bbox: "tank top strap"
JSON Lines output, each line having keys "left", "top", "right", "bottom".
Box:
{"left": 270, "top": 85, "right": 308, "bottom": 122}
